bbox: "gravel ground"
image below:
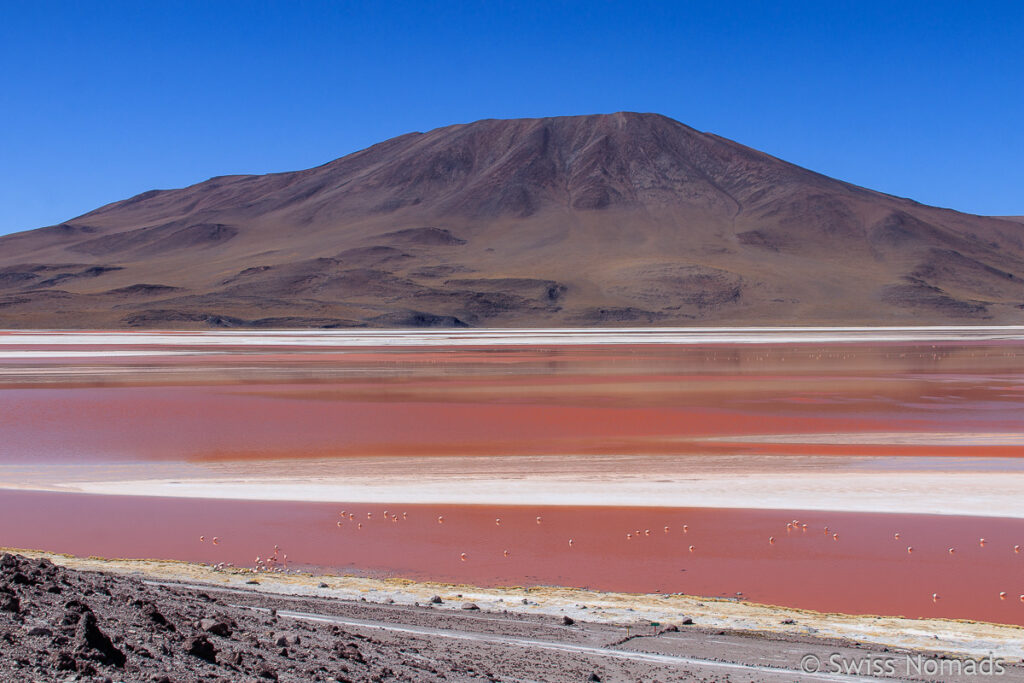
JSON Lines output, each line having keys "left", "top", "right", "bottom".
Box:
{"left": 4, "top": 552, "right": 1024, "bottom": 683}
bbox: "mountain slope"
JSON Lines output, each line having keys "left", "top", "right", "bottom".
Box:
{"left": 1, "top": 112, "right": 1022, "bottom": 328}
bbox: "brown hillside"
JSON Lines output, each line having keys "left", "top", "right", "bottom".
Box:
{"left": 1, "top": 113, "right": 1022, "bottom": 328}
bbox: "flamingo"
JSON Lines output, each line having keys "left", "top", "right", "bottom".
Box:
{"left": 199, "top": 536, "right": 205, "bottom": 542}
{"left": 357, "top": 523, "right": 363, "bottom": 530}
{"left": 948, "top": 548, "right": 955, "bottom": 555}
{"left": 503, "top": 549, "right": 510, "bottom": 558}
{"left": 664, "top": 526, "right": 670, "bottom": 533}
{"left": 907, "top": 546, "right": 913, "bottom": 554}
{"left": 644, "top": 529, "right": 650, "bottom": 536}
{"left": 495, "top": 518, "right": 501, "bottom": 526}
{"left": 438, "top": 516, "right": 444, "bottom": 524}
{"left": 568, "top": 539, "right": 574, "bottom": 547}
{"left": 212, "top": 537, "right": 220, "bottom": 545}
{"left": 682, "top": 525, "right": 689, "bottom": 533}
{"left": 536, "top": 516, "right": 543, "bottom": 525}
{"left": 626, "top": 533, "right": 632, "bottom": 540}
{"left": 367, "top": 512, "right": 372, "bottom": 520}
{"left": 460, "top": 552, "right": 468, "bottom": 562}
{"left": 932, "top": 593, "right": 940, "bottom": 602}
{"left": 769, "top": 536, "right": 776, "bottom": 545}
{"left": 832, "top": 533, "right": 839, "bottom": 541}
{"left": 1000, "top": 592, "right": 1008, "bottom": 600}
{"left": 980, "top": 538, "right": 987, "bottom": 547}
{"left": 337, "top": 521, "right": 343, "bottom": 528}
{"left": 894, "top": 532, "right": 900, "bottom": 540}
{"left": 688, "top": 545, "right": 696, "bottom": 553}
{"left": 402, "top": 512, "right": 408, "bottom": 519}
{"left": 1016, "top": 545, "right": 1022, "bottom": 554}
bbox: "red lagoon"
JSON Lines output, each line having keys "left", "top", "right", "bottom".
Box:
{"left": 3, "top": 491, "right": 1024, "bottom": 626}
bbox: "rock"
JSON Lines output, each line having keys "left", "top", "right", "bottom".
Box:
{"left": 27, "top": 625, "right": 53, "bottom": 637}
{"left": 587, "top": 674, "right": 601, "bottom": 682}
{"left": 200, "top": 618, "right": 232, "bottom": 637}
{"left": 274, "top": 635, "right": 289, "bottom": 647}
{"left": 186, "top": 635, "right": 217, "bottom": 663}
{"left": 336, "top": 642, "right": 364, "bottom": 663}
{"left": 53, "top": 651, "right": 77, "bottom": 672}
{"left": 246, "top": 579, "right": 260, "bottom": 585}
{"left": 781, "top": 618, "right": 796, "bottom": 625}
{"left": 680, "top": 617, "right": 694, "bottom": 625}
{"left": 151, "top": 676, "right": 173, "bottom": 683}
{"left": 561, "top": 616, "right": 575, "bottom": 626}
{"left": 10, "top": 572, "right": 35, "bottom": 586}
{"left": 660, "top": 624, "right": 679, "bottom": 633}
{"left": 75, "top": 611, "right": 126, "bottom": 667}
{"left": 142, "top": 604, "right": 174, "bottom": 631}
{"left": 461, "top": 602, "right": 480, "bottom": 611}
{"left": 0, "top": 553, "right": 18, "bottom": 570}
{"left": 0, "top": 594, "right": 20, "bottom": 613}
{"left": 318, "top": 582, "right": 329, "bottom": 588}
{"left": 258, "top": 666, "right": 279, "bottom": 680}
{"left": 64, "top": 599, "right": 92, "bottom": 614}
{"left": 429, "top": 595, "right": 443, "bottom": 604}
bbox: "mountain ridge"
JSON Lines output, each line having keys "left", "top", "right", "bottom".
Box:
{"left": 1, "top": 112, "right": 1021, "bottom": 328}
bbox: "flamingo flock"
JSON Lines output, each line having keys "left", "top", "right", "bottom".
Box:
{"left": 195, "top": 507, "right": 1024, "bottom": 610}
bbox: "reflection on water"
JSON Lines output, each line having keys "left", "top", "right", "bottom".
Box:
{"left": 1, "top": 337, "right": 1023, "bottom": 464}
{"left": 1, "top": 331, "right": 1024, "bottom": 624}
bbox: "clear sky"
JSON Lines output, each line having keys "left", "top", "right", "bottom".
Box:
{"left": 1, "top": 1, "right": 1021, "bottom": 236}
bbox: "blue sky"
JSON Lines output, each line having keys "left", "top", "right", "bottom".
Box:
{"left": 1, "top": 1, "right": 1021, "bottom": 236}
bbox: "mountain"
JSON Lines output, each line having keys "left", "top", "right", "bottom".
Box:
{"left": 1, "top": 112, "right": 1022, "bottom": 328}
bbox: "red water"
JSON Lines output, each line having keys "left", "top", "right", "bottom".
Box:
{"left": 3, "top": 490, "right": 1024, "bottom": 625}
{"left": 2, "top": 338, "right": 1024, "bottom": 625}
{"left": 1, "top": 342, "right": 1022, "bottom": 463}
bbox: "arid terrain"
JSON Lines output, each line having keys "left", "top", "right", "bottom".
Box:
{"left": 1, "top": 113, "right": 1022, "bottom": 328}
{"left": 3, "top": 551, "right": 1023, "bottom": 683}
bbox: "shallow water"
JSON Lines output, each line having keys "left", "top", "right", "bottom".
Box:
{"left": 1, "top": 330, "right": 1023, "bottom": 624}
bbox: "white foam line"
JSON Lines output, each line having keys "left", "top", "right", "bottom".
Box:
{"left": 38, "top": 470, "right": 1024, "bottom": 518}
{"left": 2, "top": 326, "right": 1024, "bottom": 348}
{"left": 0, "top": 350, "right": 202, "bottom": 358}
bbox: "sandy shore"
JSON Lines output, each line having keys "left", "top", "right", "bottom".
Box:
{"left": 5, "top": 547, "right": 1022, "bottom": 660}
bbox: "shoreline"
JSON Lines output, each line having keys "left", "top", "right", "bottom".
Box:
{"left": 5, "top": 547, "right": 1023, "bottom": 660}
